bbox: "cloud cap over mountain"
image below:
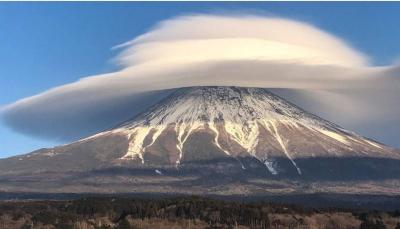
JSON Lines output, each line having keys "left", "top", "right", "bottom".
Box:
{"left": 1, "top": 14, "right": 400, "bottom": 146}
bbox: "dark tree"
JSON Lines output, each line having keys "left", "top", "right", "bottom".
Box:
{"left": 359, "top": 219, "right": 387, "bottom": 229}
{"left": 117, "top": 218, "right": 131, "bottom": 229}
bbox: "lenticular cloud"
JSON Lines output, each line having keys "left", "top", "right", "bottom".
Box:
{"left": 1, "top": 14, "right": 400, "bottom": 146}
{"left": 117, "top": 15, "right": 368, "bottom": 68}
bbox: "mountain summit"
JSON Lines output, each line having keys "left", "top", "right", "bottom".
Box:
{"left": 81, "top": 86, "right": 397, "bottom": 174}
{"left": 1, "top": 87, "right": 399, "bottom": 194}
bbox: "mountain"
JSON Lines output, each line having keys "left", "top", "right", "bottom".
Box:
{"left": 1, "top": 86, "right": 400, "bottom": 195}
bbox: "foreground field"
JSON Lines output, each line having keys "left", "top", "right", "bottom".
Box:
{"left": 1, "top": 196, "right": 400, "bottom": 228}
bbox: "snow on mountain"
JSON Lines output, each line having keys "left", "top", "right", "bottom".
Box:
{"left": 77, "top": 87, "right": 397, "bottom": 175}
{"left": 2, "top": 86, "right": 400, "bottom": 196}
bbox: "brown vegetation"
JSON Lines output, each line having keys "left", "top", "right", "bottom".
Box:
{"left": 0, "top": 196, "right": 399, "bottom": 229}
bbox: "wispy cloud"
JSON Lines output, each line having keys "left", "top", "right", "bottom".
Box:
{"left": 2, "top": 14, "right": 400, "bottom": 146}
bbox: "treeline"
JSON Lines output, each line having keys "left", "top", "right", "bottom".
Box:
{"left": 72, "top": 196, "right": 272, "bottom": 227}
{"left": 1, "top": 196, "right": 400, "bottom": 228}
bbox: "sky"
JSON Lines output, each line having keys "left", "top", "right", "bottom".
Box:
{"left": 1, "top": 2, "right": 400, "bottom": 158}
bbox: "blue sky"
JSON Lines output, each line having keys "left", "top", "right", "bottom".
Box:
{"left": 1, "top": 2, "right": 400, "bottom": 158}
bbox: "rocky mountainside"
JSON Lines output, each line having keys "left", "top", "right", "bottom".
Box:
{"left": 1, "top": 87, "right": 399, "bottom": 194}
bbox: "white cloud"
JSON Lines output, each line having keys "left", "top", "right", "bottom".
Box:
{"left": 117, "top": 15, "right": 368, "bottom": 67}
{"left": 2, "top": 14, "right": 400, "bottom": 147}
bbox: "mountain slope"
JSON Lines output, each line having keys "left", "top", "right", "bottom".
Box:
{"left": 1, "top": 87, "right": 399, "bottom": 194}
{"left": 106, "top": 87, "right": 396, "bottom": 171}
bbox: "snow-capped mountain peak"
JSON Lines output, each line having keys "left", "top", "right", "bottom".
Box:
{"left": 80, "top": 87, "right": 395, "bottom": 175}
